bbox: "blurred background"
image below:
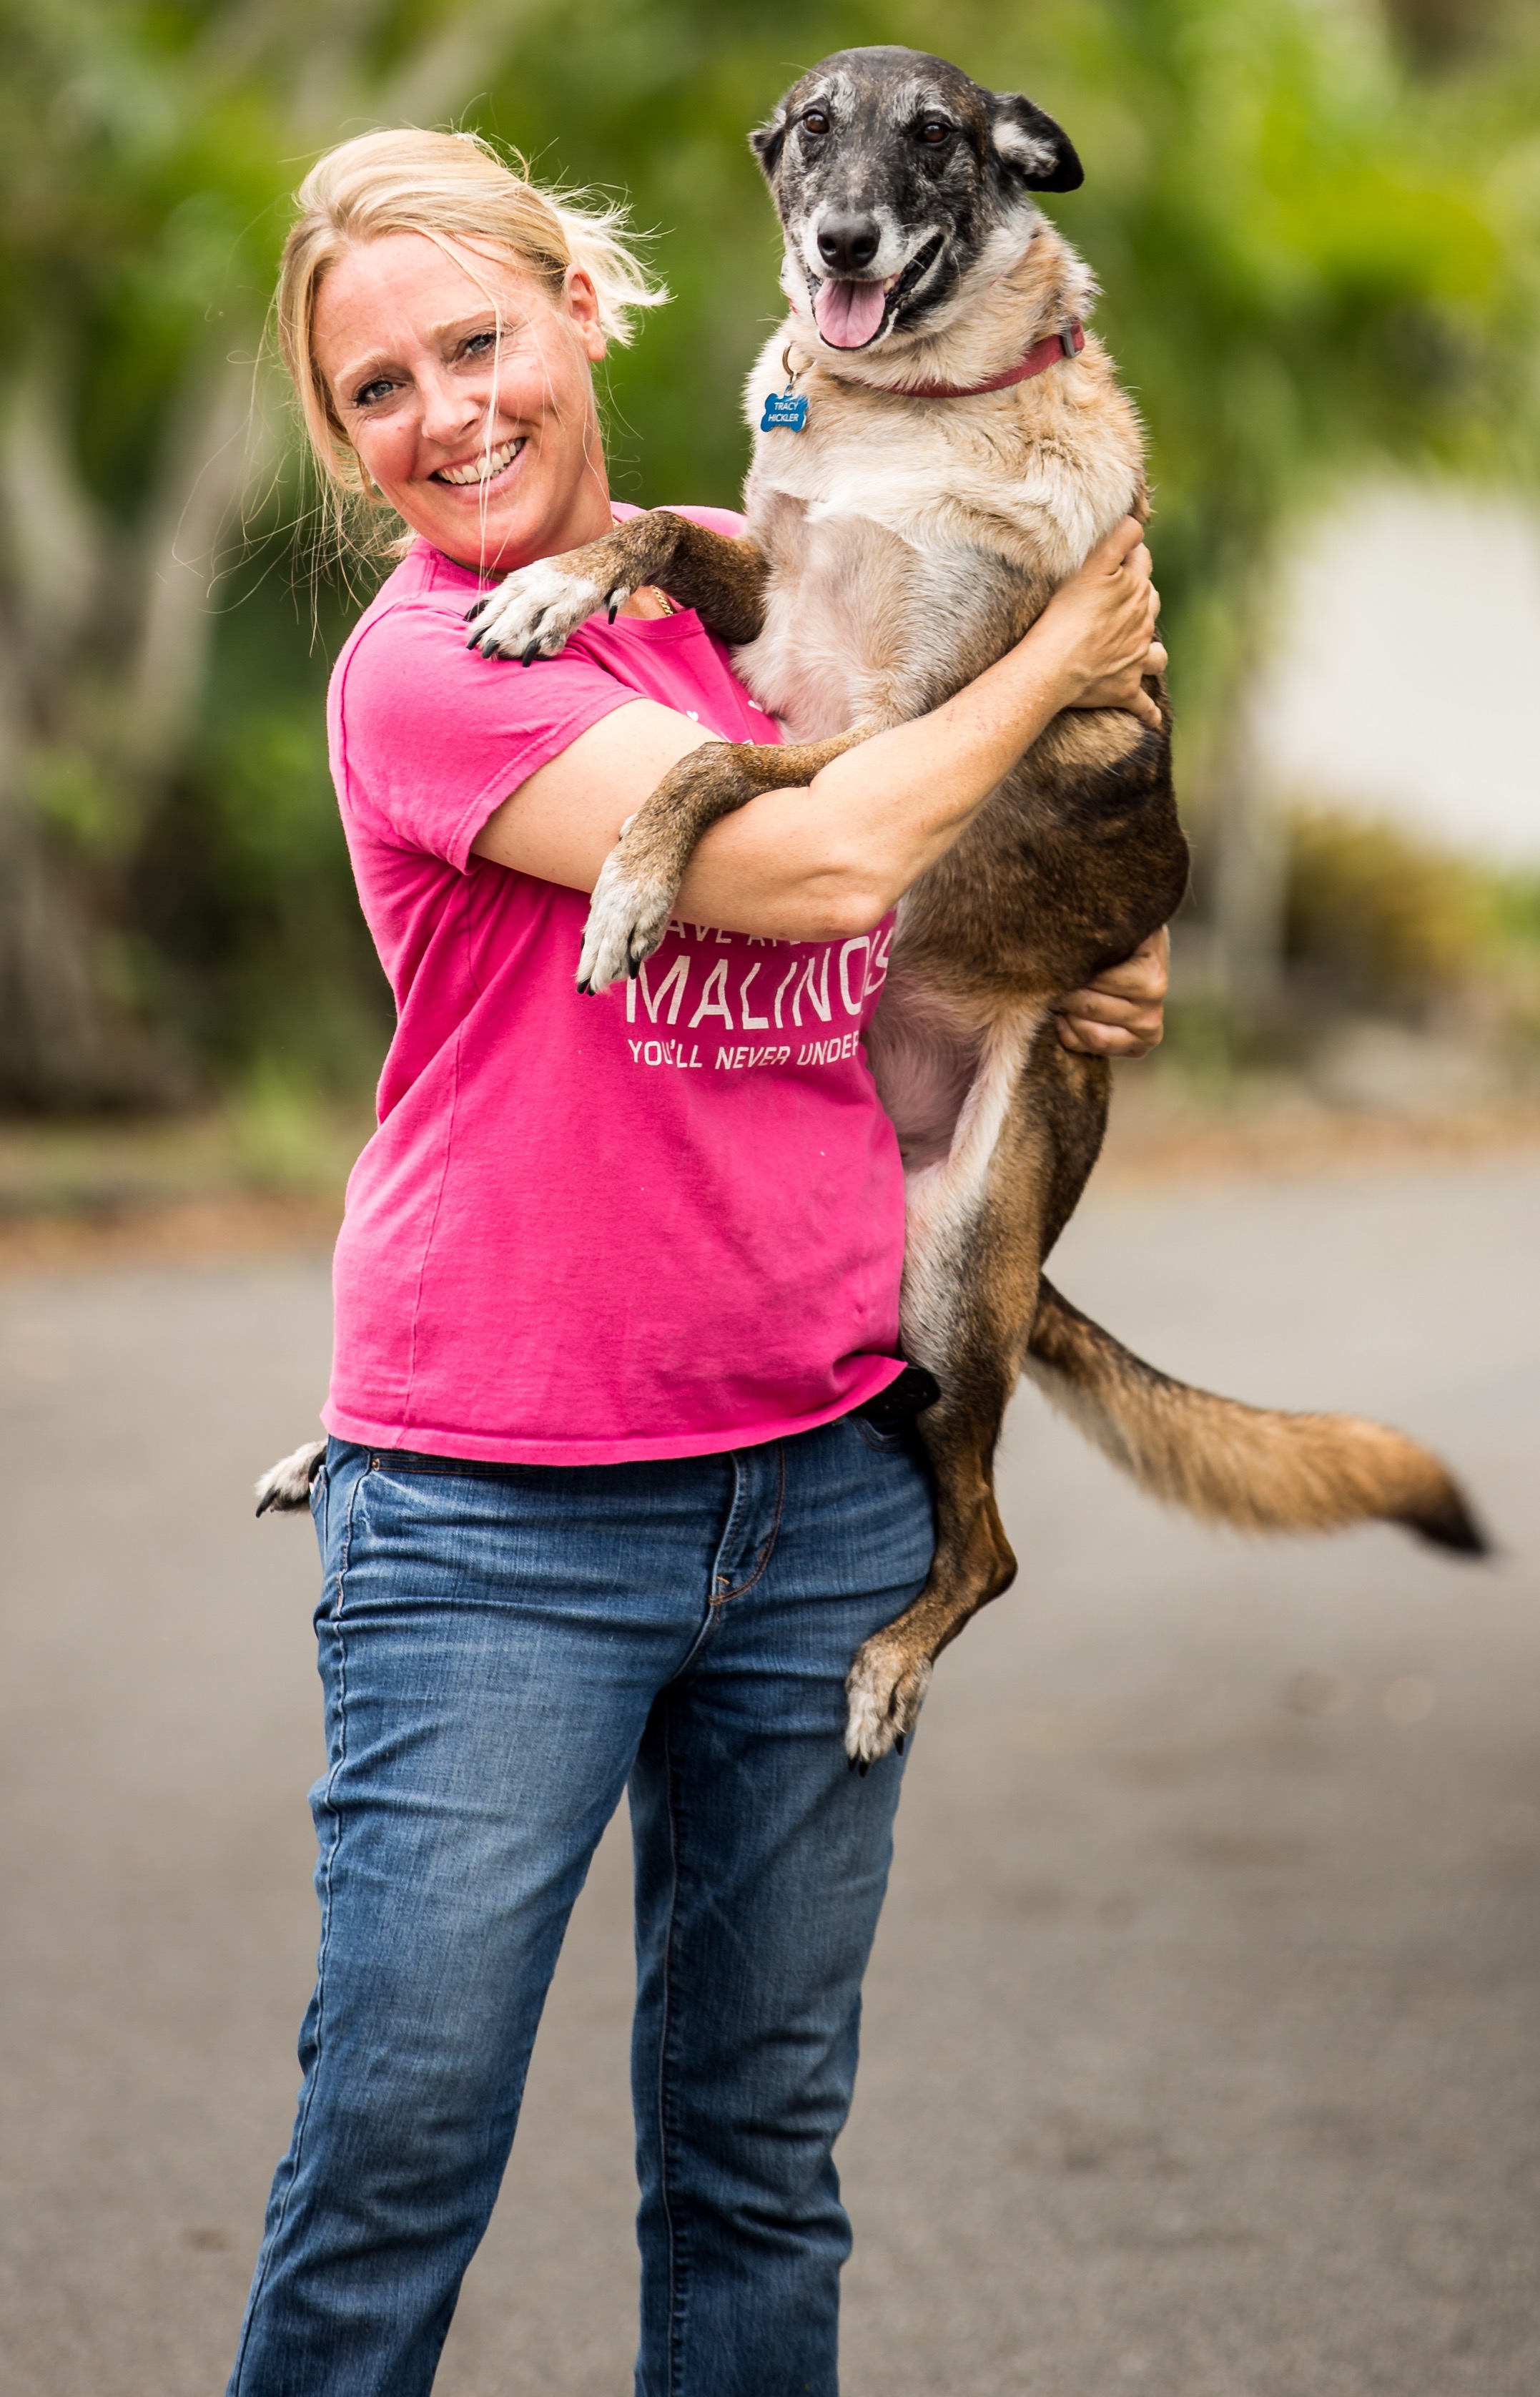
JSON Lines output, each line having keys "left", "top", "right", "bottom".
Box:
{"left": 1, "top": 0, "right": 1539, "bottom": 1233}
{"left": 5, "top": 11, "right": 1540, "bottom": 2393}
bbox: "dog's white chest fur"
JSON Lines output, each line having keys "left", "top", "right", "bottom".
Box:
{"left": 732, "top": 324, "right": 1142, "bottom": 741}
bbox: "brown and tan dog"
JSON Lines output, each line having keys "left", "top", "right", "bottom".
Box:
{"left": 465, "top": 48, "right": 1481, "bottom": 1757}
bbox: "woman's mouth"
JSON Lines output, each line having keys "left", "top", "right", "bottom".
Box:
{"left": 433, "top": 435, "right": 526, "bottom": 488}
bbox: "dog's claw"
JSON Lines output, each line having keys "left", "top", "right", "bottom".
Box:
{"left": 844, "top": 1640, "right": 933, "bottom": 1766}
{"left": 461, "top": 561, "right": 604, "bottom": 662}
{"left": 576, "top": 850, "right": 676, "bottom": 996}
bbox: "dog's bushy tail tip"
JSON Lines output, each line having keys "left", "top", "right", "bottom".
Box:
{"left": 1025, "top": 1278, "right": 1486, "bottom": 1557}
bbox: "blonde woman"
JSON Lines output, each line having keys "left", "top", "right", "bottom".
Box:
{"left": 233, "top": 128, "right": 1167, "bottom": 2396}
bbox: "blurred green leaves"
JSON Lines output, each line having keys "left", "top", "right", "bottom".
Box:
{"left": 0, "top": 0, "right": 1535, "bottom": 1106}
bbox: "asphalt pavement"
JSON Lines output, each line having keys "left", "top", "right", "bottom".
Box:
{"left": 2, "top": 1156, "right": 1538, "bottom": 2397}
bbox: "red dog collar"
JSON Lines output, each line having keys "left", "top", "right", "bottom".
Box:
{"left": 897, "top": 318, "right": 1085, "bottom": 400}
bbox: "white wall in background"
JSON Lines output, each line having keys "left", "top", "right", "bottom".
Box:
{"left": 1247, "top": 483, "right": 1540, "bottom": 864}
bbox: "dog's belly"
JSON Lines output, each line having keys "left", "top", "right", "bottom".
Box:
{"left": 732, "top": 504, "right": 1032, "bottom": 741}
{"left": 864, "top": 971, "right": 984, "bottom": 1171}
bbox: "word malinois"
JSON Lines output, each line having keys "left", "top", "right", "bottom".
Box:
{"left": 269, "top": 46, "right": 1484, "bottom": 1760}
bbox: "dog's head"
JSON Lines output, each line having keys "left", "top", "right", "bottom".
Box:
{"left": 752, "top": 46, "right": 1082, "bottom": 357}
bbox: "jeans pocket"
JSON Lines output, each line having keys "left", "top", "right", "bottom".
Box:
{"left": 308, "top": 1453, "right": 330, "bottom": 1553}
{"left": 852, "top": 1414, "right": 914, "bottom": 1457}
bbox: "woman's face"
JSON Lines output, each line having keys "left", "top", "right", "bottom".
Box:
{"left": 312, "top": 230, "right": 613, "bottom": 574}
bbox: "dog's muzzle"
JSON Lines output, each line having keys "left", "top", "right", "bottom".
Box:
{"left": 807, "top": 230, "right": 944, "bottom": 350}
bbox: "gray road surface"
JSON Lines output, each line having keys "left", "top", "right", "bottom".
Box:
{"left": 2, "top": 1158, "right": 1539, "bottom": 2397}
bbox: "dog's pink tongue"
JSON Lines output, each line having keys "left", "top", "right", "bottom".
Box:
{"left": 813, "top": 277, "right": 887, "bottom": 349}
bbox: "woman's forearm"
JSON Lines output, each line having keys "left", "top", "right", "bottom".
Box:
{"left": 676, "top": 621, "right": 1082, "bottom": 941}
{"left": 476, "top": 638, "right": 1075, "bottom": 940}
{"left": 473, "top": 518, "right": 1162, "bottom": 937}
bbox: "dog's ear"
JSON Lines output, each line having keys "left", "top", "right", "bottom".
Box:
{"left": 750, "top": 104, "right": 789, "bottom": 183}
{"left": 989, "top": 94, "right": 1083, "bottom": 194}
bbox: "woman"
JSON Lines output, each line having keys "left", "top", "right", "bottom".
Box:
{"left": 234, "top": 127, "right": 1168, "bottom": 2397}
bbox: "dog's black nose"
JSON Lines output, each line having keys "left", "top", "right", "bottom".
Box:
{"left": 816, "top": 214, "right": 881, "bottom": 275}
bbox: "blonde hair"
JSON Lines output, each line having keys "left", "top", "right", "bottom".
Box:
{"left": 275, "top": 126, "right": 666, "bottom": 498}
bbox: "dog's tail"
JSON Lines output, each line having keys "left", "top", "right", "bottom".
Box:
{"left": 1024, "top": 1279, "right": 1486, "bottom": 1555}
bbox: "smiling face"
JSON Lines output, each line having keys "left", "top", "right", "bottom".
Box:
{"left": 753, "top": 46, "right": 1082, "bottom": 355}
{"left": 311, "top": 230, "right": 614, "bottom": 574}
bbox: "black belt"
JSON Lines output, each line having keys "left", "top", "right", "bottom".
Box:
{"left": 849, "top": 1363, "right": 941, "bottom": 1432}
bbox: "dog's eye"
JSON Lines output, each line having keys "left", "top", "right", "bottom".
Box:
{"left": 917, "top": 119, "right": 952, "bottom": 146}
{"left": 801, "top": 108, "right": 829, "bottom": 135}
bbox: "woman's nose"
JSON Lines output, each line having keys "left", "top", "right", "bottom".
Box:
{"left": 418, "top": 366, "right": 485, "bottom": 446}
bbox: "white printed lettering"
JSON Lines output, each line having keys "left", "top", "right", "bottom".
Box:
{"left": 637, "top": 953, "right": 691, "bottom": 1025}
{"left": 796, "top": 1030, "right": 862, "bottom": 1067}
{"left": 790, "top": 949, "right": 832, "bottom": 1028}
{"left": 771, "top": 958, "right": 801, "bottom": 1028}
{"left": 839, "top": 937, "right": 870, "bottom": 1017}
{"left": 688, "top": 958, "right": 734, "bottom": 1028}
{"left": 714, "top": 1043, "right": 793, "bottom": 1070}
{"left": 638, "top": 1038, "right": 704, "bottom": 1068}
{"left": 739, "top": 964, "right": 769, "bottom": 1030}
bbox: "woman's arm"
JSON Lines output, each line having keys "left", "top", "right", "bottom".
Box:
{"left": 473, "top": 516, "right": 1165, "bottom": 946}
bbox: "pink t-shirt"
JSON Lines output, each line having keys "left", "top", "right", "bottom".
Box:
{"left": 322, "top": 512, "right": 907, "bottom": 1465}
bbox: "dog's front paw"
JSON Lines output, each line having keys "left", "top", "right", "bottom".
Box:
{"left": 844, "top": 1637, "right": 932, "bottom": 1766}
{"left": 255, "top": 1437, "right": 327, "bottom": 1517}
{"left": 577, "top": 847, "right": 677, "bottom": 994}
{"left": 465, "top": 558, "right": 623, "bottom": 664}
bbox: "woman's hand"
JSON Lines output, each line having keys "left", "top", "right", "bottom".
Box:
{"left": 1027, "top": 517, "right": 1167, "bottom": 731}
{"left": 1055, "top": 926, "right": 1169, "bottom": 1058}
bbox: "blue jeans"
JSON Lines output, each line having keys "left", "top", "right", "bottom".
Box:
{"left": 228, "top": 1417, "right": 934, "bottom": 2397}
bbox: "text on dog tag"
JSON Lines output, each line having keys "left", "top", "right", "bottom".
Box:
{"left": 760, "top": 389, "right": 808, "bottom": 432}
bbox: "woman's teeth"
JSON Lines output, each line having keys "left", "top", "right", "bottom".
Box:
{"left": 435, "top": 437, "right": 524, "bottom": 487}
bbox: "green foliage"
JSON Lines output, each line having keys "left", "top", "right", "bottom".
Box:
{"left": 1282, "top": 807, "right": 1488, "bottom": 1010}
{"left": 0, "top": 0, "right": 1536, "bottom": 1104}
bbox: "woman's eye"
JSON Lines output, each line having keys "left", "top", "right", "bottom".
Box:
{"left": 917, "top": 120, "right": 952, "bottom": 146}
{"left": 354, "top": 378, "right": 395, "bottom": 407}
{"left": 463, "top": 330, "right": 498, "bottom": 358}
{"left": 802, "top": 108, "right": 829, "bottom": 135}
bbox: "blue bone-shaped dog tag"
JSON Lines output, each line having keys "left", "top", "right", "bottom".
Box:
{"left": 760, "top": 388, "right": 808, "bottom": 432}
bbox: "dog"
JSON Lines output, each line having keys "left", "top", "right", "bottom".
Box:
{"left": 263, "top": 46, "right": 1484, "bottom": 1759}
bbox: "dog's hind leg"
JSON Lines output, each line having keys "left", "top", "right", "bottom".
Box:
{"left": 578, "top": 730, "right": 869, "bottom": 990}
{"left": 465, "top": 511, "right": 770, "bottom": 662}
{"left": 844, "top": 1017, "right": 1111, "bottom": 1763}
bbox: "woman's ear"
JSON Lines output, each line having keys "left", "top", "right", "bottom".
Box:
{"left": 564, "top": 266, "right": 608, "bottom": 362}
{"left": 989, "top": 94, "right": 1083, "bottom": 193}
